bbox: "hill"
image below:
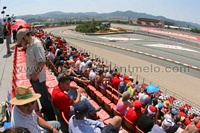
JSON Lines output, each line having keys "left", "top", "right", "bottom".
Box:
{"left": 17, "top": 10, "right": 200, "bottom": 29}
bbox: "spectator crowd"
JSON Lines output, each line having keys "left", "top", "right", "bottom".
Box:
{"left": 3, "top": 25, "right": 200, "bottom": 133}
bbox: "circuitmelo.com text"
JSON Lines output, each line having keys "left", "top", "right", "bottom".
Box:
{"left": 113, "top": 64, "right": 190, "bottom": 74}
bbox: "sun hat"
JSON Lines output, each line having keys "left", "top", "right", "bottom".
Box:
{"left": 147, "top": 105, "right": 157, "bottom": 115}
{"left": 163, "top": 118, "right": 174, "bottom": 127}
{"left": 10, "top": 86, "right": 41, "bottom": 105}
{"left": 17, "top": 28, "right": 30, "bottom": 45}
{"left": 163, "top": 100, "right": 170, "bottom": 107}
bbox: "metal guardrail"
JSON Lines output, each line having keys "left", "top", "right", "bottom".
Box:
{"left": 70, "top": 43, "right": 200, "bottom": 110}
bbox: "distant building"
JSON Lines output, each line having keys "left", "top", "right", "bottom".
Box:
{"left": 102, "top": 22, "right": 111, "bottom": 29}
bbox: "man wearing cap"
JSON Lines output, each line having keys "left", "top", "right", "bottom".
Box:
{"left": 47, "top": 46, "right": 55, "bottom": 62}
{"left": 69, "top": 102, "right": 122, "bottom": 133}
{"left": 10, "top": 86, "right": 61, "bottom": 133}
{"left": 136, "top": 105, "right": 156, "bottom": 132}
{"left": 166, "top": 114, "right": 181, "bottom": 133}
{"left": 125, "top": 100, "right": 142, "bottom": 127}
{"left": 17, "top": 28, "right": 56, "bottom": 121}
{"left": 151, "top": 118, "right": 174, "bottom": 133}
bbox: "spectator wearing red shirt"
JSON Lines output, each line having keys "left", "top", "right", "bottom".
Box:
{"left": 125, "top": 100, "right": 142, "bottom": 126}
{"left": 58, "top": 38, "right": 64, "bottom": 47}
{"left": 52, "top": 76, "right": 83, "bottom": 117}
{"left": 111, "top": 72, "right": 121, "bottom": 89}
{"left": 178, "top": 106, "right": 187, "bottom": 117}
{"left": 52, "top": 76, "right": 100, "bottom": 118}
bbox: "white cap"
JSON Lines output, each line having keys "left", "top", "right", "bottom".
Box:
{"left": 163, "top": 118, "right": 174, "bottom": 127}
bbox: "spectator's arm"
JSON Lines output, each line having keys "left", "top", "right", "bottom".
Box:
{"left": 155, "top": 108, "right": 159, "bottom": 124}
{"left": 71, "top": 88, "right": 82, "bottom": 106}
{"left": 37, "top": 116, "right": 59, "bottom": 133}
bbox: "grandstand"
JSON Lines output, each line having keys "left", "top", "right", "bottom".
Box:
{"left": 129, "top": 18, "right": 174, "bottom": 27}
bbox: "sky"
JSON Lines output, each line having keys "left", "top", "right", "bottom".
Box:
{"left": 0, "top": 0, "right": 200, "bottom": 24}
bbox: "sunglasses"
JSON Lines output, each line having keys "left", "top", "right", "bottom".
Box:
{"left": 22, "top": 101, "right": 35, "bottom": 107}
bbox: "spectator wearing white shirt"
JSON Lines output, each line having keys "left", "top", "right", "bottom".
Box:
{"left": 79, "top": 57, "right": 87, "bottom": 73}
{"left": 88, "top": 63, "right": 96, "bottom": 81}
{"left": 85, "top": 57, "right": 92, "bottom": 67}
{"left": 10, "top": 86, "right": 61, "bottom": 133}
{"left": 46, "top": 46, "right": 55, "bottom": 62}
{"left": 55, "top": 46, "right": 61, "bottom": 57}
{"left": 75, "top": 56, "right": 83, "bottom": 71}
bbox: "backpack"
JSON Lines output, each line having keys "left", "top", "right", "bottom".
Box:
{"left": 0, "top": 101, "right": 10, "bottom": 127}
{"left": 3, "top": 24, "right": 8, "bottom": 36}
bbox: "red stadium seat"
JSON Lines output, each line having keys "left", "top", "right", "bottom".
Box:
{"left": 112, "top": 89, "right": 122, "bottom": 97}
{"left": 106, "top": 89, "right": 113, "bottom": 101}
{"left": 99, "top": 86, "right": 106, "bottom": 95}
{"left": 46, "top": 74, "right": 56, "bottom": 81}
{"left": 94, "top": 82, "right": 100, "bottom": 91}
{"left": 103, "top": 118, "right": 112, "bottom": 125}
{"left": 14, "top": 79, "right": 31, "bottom": 87}
{"left": 47, "top": 87, "right": 54, "bottom": 96}
{"left": 113, "top": 108, "right": 122, "bottom": 117}
{"left": 135, "top": 126, "right": 144, "bottom": 133}
{"left": 96, "top": 109, "right": 110, "bottom": 121}
{"left": 96, "top": 95, "right": 107, "bottom": 105}
{"left": 123, "top": 116, "right": 135, "bottom": 131}
{"left": 13, "top": 72, "right": 27, "bottom": 80}
{"left": 46, "top": 80, "right": 58, "bottom": 88}
{"left": 94, "top": 91, "right": 103, "bottom": 103}
{"left": 88, "top": 100, "right": 99, "bottom": 108}
{"left": 104, "top": 102, "right": 116, "bottom": 114}
{"left": 61, "top": 112, "right": 69, "bottom": 125}
{"left": 87, "top": 85, "right": 97, "bottom": 98}
{"left": 112, "top": 94, "right": 119, "bottom": 105}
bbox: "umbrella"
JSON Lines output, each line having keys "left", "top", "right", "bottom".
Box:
{"left": 11, "top": 22, "right": 30, "bottom": 30}
{"left": 14, "top": 19, "right": 26, "bottom": 23}
{"left": 146, "top": 84, "right": 160, "bottom": 93}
